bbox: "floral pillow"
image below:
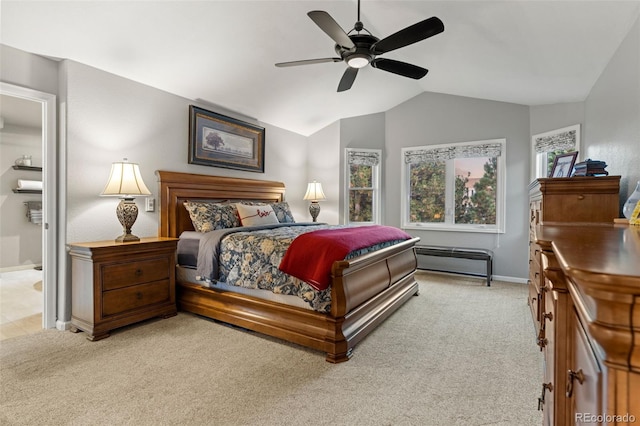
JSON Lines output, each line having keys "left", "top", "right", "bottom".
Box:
{"left": 236, "top": 203, "right": 279, "bottom": 226}
{"left": 183, "top": 201, "right": 240, "bottom": 232}
{"left": 271, "top": 202, "right": 295, "bottom": 223}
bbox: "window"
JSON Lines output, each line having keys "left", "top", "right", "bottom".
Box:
{"left": 401, "top": 139, "right": 506, "bottom": 233}
{"left": 532, "top": 124, "right": 580, "bottom": 178}
{"left": 345, "top": 148, "right": 381, "bottom": 225}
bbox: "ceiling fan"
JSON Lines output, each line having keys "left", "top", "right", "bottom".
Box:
{"left": 275, "top": 0, "right": 444, "bottom": 92}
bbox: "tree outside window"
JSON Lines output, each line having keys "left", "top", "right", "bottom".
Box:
{"left": 346, "top": 149, "right": 381, "bottom": 225}
{"left": 402, "top": 139, "right": 505, "bottom": 233}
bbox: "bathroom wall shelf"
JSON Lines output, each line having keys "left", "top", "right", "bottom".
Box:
{"left": 12, "top": 189, "right": 42, "bottom": 194}
{"left": 12, "top": 165, "right": 43, "bottom": 172}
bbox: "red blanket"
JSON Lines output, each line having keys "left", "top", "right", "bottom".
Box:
{"left": 279, "top": 225, "right": 412, "bottom": 291}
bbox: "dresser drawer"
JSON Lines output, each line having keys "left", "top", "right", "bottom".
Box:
{"left": 101, "top": 257, "right": 170, "bottom": 290}
{"left": 102, "top": 280, "right": 171, "bottom": 317}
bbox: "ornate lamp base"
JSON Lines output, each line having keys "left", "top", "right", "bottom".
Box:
{"left": 309, "top": 201, "right": 321, "bottom": 222}
{"left": 115, "top": 198, "right": 140, "bottom": 242}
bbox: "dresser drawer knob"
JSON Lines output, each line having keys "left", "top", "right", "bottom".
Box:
{"left": 566, "top": 369, "right": 585, "bottom": 398}
{"left": 538, "top": 382, "right": 553, "bottom": 410}
{"left": 136, "top": 292, "right": 143, "bottom": 300}
{"left": 577, "top": 194, "right": 585, "bottom": 200}
{"left": 135, "top": 269, "right": 143, "bottom": 277}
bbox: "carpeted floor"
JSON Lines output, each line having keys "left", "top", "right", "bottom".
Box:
{"left": 0, "top": 272, "right": 542, "bottom": 426}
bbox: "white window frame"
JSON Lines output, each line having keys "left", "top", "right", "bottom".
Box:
{"left": 531, "top": 124, "right": 581, "bottom": 180}
{"left": 401, "top": 139, "right": 506, "bottom": 233}
{"left": 344, "top": 148, "right": 381, "bottom": 225}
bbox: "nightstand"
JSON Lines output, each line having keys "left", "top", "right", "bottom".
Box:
{"left": 68, "top": 237, "right": 179, "bottom": 340}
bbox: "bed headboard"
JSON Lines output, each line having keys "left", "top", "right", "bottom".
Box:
{"left": 156, "top": 170, "right": 286, "bottom": 238}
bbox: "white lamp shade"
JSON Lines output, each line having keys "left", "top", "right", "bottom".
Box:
{"left": 101, "top": 161, "right": 151, "bottom": 197}
{"left": 303, "top": 181, "right": 326, "bottom": 202}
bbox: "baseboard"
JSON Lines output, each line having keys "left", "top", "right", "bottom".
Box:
{"left": 492, "top": 275, "right": 528, "bottom": 284}
{"left": 416, "top": 269, "right": 528, "bottom": 284}
{"left": 56, "top": 320, "right": 71, "bottom": 331}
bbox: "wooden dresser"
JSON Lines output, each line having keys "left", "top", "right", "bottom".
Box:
{"left": 69, "top": 237, "right": 178, "bottom": 340}
{"left": 527, "top": 176, "right": 640, "bottom": 425}
{"left": 533, "top": 224, "right": 640, "bottom": 425}
{"left": 528, "top": 176, "right": 621, "bottom": 344}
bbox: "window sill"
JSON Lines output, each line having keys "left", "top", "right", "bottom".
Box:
{"left": 402, "top": 224, "right": 504, "bottom": 234}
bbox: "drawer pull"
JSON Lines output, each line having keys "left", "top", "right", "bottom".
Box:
{"left": 566, "top": 369, "right": 585, "bottom": 398}
{"left": 537, "top": 330, "right": 548, "bottom": 349}
{"left": 537, "top": 382, "right": 553, "bottom": 410}
{"left": 577, "top": 194, "right": 585, "bottom": 200}
{"left": 136, "top": 292, "right": 143, "bottom": 300}
{"left": 135, "top": 269, "right": 143, "bottom": 277}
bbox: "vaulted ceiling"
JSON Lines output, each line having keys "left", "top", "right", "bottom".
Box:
{"left": 2, "top": 1, "right": 639, "bottom": 136}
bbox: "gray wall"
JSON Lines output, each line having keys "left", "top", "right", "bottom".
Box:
{"left": 339, "top": 113, "right": 385, "bottom": 223}
{"left": 0, "top": 45, "right": 59, "bottom": 96}
{"left": 529, "top": 16, "right": 639, "bottom": 214}
{"left": 384, "top": 92, "right": 531, "bottom": 280}
{"left": 307, "top": 120, "right": 340, "bottom": 225}
{"left": 62, "top": 60, "right": 309, "bottom": 243}
{"left": 584, "top": 16, "right": 640, "bottom": 208}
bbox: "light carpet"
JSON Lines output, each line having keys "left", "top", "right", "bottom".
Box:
{"left": 0, "top": 272, "right": 542, "bottom": 426}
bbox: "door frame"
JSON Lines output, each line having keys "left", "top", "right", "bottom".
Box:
{"left": 1, "top": 82, "right": 58, "bottom": 329}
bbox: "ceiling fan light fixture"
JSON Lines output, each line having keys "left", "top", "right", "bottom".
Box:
{"left": 346, "top": 54, "right": 370, "bottom": 68}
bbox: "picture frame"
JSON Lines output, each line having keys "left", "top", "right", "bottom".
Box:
{"left": 189, "top": 105, "right": 265, "bottom": 173}
{"left": 549, "top": 151, "right": 579, "bottom": 178}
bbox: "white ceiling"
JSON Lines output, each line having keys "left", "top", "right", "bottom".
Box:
{"left": 2, "top": 1, "right": 639, "bottom": 136}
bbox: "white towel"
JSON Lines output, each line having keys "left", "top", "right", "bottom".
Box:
{"left": 17, "top": 180, "right": 43, "bottom": 190}
{"left": 28, "top": 209, "right": 43, "bottom": 225}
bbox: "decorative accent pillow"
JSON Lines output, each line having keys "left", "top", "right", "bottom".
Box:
{"left": 183, "top": 201, "right": 240, "bottom": 232}
{"left": 236, "top": 203, "right": 279, "bottom": 226}
{"left": 270, "top": 202, "right": 295, "bottom": 223}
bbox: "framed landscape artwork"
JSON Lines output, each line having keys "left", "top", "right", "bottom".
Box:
{"left": 188, "top": 105, "right": 265, "bottom": 173}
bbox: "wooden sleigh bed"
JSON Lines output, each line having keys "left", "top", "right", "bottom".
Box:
{"left": 157, "top": 170, "right": 420, "bottom": 362}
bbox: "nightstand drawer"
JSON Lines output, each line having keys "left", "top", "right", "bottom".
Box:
{"left": 102, "top": 257, "right": 170, "bottom": 290}
{"left": 102, "top": 280, "right": 171, "bottom": 316}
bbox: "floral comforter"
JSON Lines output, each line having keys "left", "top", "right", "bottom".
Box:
{"left": 196, "top": 223, "right": 402, "bottom": 312}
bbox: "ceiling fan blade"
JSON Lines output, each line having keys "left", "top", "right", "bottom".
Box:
{"left": 373, "top": 17, "right": 444, "bottom": 54}
{"left": 371, "top": 58, "right": 428, "bottom": 79}
{"left": 308, "top": 11, "right": 355, "bottom": 49}
{"left": 275, "top": 58, "right": 342, "bottom": 67}
{"left": 337, "top": 67, "right": 358, "bottom": 92}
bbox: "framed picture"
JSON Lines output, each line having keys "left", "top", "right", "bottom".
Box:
{"left": 550, "top": 151, "right": 578, "bottom": 178}
{"left": 189, "top": 105, "right": 265, "bottom": 173}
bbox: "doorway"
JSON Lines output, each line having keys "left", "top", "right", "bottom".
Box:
{"left": 0, "top": 82, "right": 57, "bottom": 330}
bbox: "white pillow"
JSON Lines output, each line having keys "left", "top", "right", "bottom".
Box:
{"left": 236, "top": 203, "right": 279, "bottom": 226}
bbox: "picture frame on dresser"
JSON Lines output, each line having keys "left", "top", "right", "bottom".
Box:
{"left": 549, "top": 151, "right": 578, "bottom": 178}
{"left": 188, "top": 105, "right": 265, "bottom": 173}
